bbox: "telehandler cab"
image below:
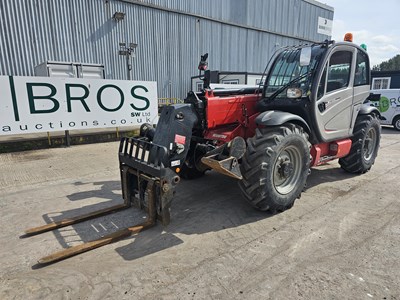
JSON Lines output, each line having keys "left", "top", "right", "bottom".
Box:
{"left": 25, "top": 40, "right": 381, "bottom": 264}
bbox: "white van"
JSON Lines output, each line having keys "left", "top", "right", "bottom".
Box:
{"left": 369, "top": 89, "right": 400, "bottom": 130}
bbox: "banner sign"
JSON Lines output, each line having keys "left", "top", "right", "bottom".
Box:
{"left": 370, "top": 89, "right": 400, "bottom": 126}
{"left": 317, "top": 17, "right": 333, "bottom": 36}
{"left": 0, "top": 76, "right": 158, "bottom": 135}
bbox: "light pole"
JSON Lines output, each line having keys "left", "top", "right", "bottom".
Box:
{"left": 119, "top": 42, "right": 137, "bottom": 80}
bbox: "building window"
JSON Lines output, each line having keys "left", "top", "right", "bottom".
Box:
{"left": 256, "top": 79, "right": 264, "bottom": 85}
{"left": 196, "top": 82, "right": 203, "bottom": 92}
{"left": 372, "top": 77, "right": 391, "bottom": 89}
{"left": 221, "top": 79, "right": 239, "bottom": 84}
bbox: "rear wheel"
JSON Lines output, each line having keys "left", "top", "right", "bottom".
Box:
{"left": 339, "top": 114, "right": 381, "bottom": 173}
{"left": 393, "top": 115, "right": 400, "bottom": 131}
{"left": 239, "top": 124, "right": 310, "bottom": 212}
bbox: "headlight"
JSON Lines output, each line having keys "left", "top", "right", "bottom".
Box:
{"left": 287, "top": 88, "right": 302, "bottom": 98}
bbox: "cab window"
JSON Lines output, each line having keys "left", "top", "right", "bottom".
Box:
{"left": 354, "top": 50, "right": 369, "bottom": 86}
{"left": 317, "top": 64, "right": 327, "bottom": 100}
{"left": 326, "top": 51, "right": 352, "bottom": 93}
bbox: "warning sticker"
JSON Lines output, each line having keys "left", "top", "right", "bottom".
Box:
{"left": 174, "top": 134, "right": 186, "bottom": 145}
{"left": 171, "top": 160, "right": 181, "bottom": 167}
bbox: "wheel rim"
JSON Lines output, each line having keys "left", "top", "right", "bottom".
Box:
{"left": 363, "top": 127, "right": 377, "bottom": 161}
{"left": 395, "top": 119, "right": 400, "bottom": 130}
{"left": 273, "top": 145, "right": 303, "bottom": 195}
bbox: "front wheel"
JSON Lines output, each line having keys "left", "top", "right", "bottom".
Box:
{"left": 339, "top": 114, "right": 381, "bottom": 174}
{"left": 239, "top": 124, "right": 310, "bottom": 212}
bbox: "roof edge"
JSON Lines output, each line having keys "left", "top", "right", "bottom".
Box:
{"left": 303, "top": 0, "right": 334, "bottom": 12}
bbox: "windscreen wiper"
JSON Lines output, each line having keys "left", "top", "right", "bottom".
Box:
{"left": 267, "top": 71, "right": 311, "bottom": 101}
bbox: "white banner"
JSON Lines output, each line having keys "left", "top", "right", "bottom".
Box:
{"left": 317, "top": 17, "right": 333, "bottom": 36}
{"left": 0, "top": 76, "right": 158, "bottom": 135}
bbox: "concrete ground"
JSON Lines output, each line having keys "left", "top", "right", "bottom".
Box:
{"left": 0, "top": 127, "right": 139, "bottom": 153}
{"left": 0, "top": 128, "right": 124, "bottom": 142}
{"left": 0, "top": 128, "right": 399, "bottom": 299}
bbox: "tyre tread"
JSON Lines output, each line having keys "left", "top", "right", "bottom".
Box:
{"left": 239, "top": 124, "right": 310, "bottom": 212}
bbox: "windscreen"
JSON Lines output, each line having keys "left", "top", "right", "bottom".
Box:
{"left": 264, "top": 45, "right": 326, "bottom": 99}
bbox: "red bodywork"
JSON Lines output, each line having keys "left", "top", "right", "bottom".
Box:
{"left": 310, "top": 139, "right": 352, "bottom": 166}
{"left": 203, "top": 90, "right": 260, "bottom": 143}
{"left": 201, "top": 89, "right": 352, "bottom": 166}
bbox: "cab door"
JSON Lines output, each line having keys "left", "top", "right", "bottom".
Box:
{"left": 351, "top": 49, "right": 371, "bottom": 129}
{"left": 314, "top": 45, "right": 356, "bottom": 141}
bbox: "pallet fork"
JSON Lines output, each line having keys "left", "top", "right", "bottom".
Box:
{"left": 23, "top": 137, "right": 179, "bottom": 265}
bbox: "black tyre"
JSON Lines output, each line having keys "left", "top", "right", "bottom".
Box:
{"left": 393, "top": 115, "right": 400, "bottom": 131}
{"left": 239, "top": 124, "right": 310, "bottom": 212}
{"left": 179, "top": 146, "right": 206, "bottom": 179}
{"left": 180, "top": 161, "right": 205, "bottom": 179}
{"left": 339, "top": 114, "right": 381, "bottom": 174}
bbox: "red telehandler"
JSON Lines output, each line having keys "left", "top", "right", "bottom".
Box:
{"left": 25, "top": 40, "right": 381, "bottom": 264}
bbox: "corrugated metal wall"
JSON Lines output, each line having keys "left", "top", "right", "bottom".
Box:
{"left": 0, "top": 0, "right": 333, "bottom": 99}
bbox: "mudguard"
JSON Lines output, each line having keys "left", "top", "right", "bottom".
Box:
{"left": 255, "top": 110, "right": 310, "bottom": 132}
{"left": 359, "top": 103, "right": 381, "bottom": 117}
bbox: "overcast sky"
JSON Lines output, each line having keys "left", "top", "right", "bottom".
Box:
{"left": 322, "top": 0, "right": 400, "bottom": 67}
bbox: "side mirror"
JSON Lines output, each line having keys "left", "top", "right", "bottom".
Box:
{"left": 300, "top": 47, "right": 311, "bottom": 66}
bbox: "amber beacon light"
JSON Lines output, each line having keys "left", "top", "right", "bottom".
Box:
{"left": 344, "top": 32, "right": 353, "bottom": 42}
